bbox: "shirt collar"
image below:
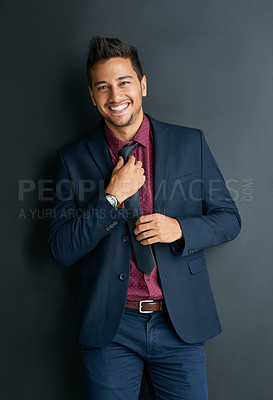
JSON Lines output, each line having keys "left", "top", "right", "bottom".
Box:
{"left": 104, "top": 113, "right": 150, "bottom": 156}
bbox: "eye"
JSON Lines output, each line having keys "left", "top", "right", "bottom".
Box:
{"left": 120, "top": 81, "right": 129, "bottom": 86}
{"left": 98, "top": 85, "right": 108, "bottom": 90}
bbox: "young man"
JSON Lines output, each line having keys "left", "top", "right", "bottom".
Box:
{"left": 48, "top": 36, "right": 241, "bottom": 400}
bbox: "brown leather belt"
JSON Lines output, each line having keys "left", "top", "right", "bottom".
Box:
{"left": 125, "top": 300, "right": 166, "bottom": 313}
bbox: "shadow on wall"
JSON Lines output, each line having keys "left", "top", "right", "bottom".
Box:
{"left": 59, "top": 63, "right": 102, "bottom": 139}
{"left": 22, "top": 65, "right": 101, "bottom": 270}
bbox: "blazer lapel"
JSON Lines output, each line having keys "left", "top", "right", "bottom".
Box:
{"left": 146, "top": 114, "right": 172, "bottom": 213}
{"left": 86, "top": 118, "right": 113, "bottom": 183}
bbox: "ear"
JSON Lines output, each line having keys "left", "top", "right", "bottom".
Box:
{"left": 88, "top": 86, "right": 97, "bottom": 106}
{"left": 141, "top": 75, "right": 147, "bottom": 97}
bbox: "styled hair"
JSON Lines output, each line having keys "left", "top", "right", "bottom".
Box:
{"left": 86, "top": 35, "right": 144, "bottom": 88}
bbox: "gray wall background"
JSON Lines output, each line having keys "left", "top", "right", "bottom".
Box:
{"left": 1, "top": 0, "right": 273, "bottom": 399}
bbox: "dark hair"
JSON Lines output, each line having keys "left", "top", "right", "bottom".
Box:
{"left": 86, "top": 35, "right": 144, "bottom": 88}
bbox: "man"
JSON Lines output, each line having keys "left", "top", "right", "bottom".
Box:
{"left": 48, "top": 36, "right": 241, "bottom": 400}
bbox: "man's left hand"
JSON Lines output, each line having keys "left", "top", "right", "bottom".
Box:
{"left": 134, "top": 213, "right": 183, "bottom": 245}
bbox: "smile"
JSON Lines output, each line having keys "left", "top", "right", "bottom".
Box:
{"left": 109, "top": 102, "right": 130, "bottom": 111}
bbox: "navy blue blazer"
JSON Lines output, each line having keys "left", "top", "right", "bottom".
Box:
{"left": 48, "top": 113, "right": 241, "bottom": 347}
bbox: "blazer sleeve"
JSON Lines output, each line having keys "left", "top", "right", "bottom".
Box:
{"left": 48, "top": 148, "right": 128, "bottom": 267}
{"left": 171, "top": 129, "right": 241, "bottom": 257}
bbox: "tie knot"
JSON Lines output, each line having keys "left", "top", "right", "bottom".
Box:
{"left": 119, "top": 142, "right": 139, "bottom": 162}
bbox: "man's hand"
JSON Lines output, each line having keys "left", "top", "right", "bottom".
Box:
{"left": 105, "top": 156, "right": 145, "bottom": 204}
{"left": 133, "top": 213, "right": 183, "bottom": 245}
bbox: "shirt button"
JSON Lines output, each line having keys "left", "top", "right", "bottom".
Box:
{"left": 122, "top": 235, "right": 130, "bottom": 242}
{"left": 119, "top": 273, "right": 127, "bottom": 280}
{"left": 146, "top": 278, "right": 150, "bottom": 282}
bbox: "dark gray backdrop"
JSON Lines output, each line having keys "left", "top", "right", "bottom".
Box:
{"left": 1, "top": 0, "right": 272, "bottom": 399}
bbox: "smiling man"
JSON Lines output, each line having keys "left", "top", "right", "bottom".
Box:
{"left": 48, "top": 36, "right": 241, "bottom": 400}
{"left": 89, "top": 57, "right": 145, "bottom": 136}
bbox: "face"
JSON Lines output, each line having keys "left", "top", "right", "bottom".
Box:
{"left": 89, "top": 57, "right": 147, "bottom": 129}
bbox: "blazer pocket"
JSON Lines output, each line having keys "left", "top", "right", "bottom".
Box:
{"left": 169, "top": 171, "right": 199, "bottom": 186}
{"left": 187, "top": 257, "right": 207, "bottom": 275}
{"left": 80, "top": 266, "right": 97, "bottom": 280}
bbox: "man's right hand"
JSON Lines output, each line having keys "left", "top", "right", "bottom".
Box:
{"left": 105, "top": 155, "right": 146, "bottom": 204}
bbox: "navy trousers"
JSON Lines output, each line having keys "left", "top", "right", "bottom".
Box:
{"left": 80, "top": 308, "right": 208, "bottom": 400}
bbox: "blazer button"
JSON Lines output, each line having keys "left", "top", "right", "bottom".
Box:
{"left": 119, "top": 273, "right": 127, "bottom": 280}
{"left": 122, "top": 235, "right": 130, "bottom": 242}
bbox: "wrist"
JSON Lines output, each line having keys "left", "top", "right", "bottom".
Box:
{"left": 105, "top": 192, "right": 120, "bottom": 209}
{"left": 105, "top": 185, "right": 123, "bottom": 204}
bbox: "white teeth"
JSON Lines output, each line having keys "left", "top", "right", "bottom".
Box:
{"left": 110, "top": 103, "right": 129, "bottom": 111}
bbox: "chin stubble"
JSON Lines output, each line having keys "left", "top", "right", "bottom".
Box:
{"left": 107, "top": 113, "right": 133, "bottom": 128}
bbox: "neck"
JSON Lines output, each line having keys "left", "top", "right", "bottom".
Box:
{"left": 105, "top": 110, "right": 144, "bottom": 142}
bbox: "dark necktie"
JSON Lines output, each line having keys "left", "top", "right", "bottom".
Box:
{"left": 119, "top": 142, "right": 156, "bottom": 276}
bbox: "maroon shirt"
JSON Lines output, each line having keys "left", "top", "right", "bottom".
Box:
{"left": 104, "top": 113, "right": 164, "bottom": 301}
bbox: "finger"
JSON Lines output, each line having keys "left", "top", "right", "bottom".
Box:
{"left": 141, "top": 237, "right": 158, "bottom": 245}
{"left": 127, "top": 155, "right": 136, "bottom": 164}
{"left": 135, "top": 160, "right": 143, "bottom": 168}
{"left": 114, "top": 156, "right": 124, "bottom": 168}
{"left": 140, "top": 234, "right": 159, "bottom": 245}
{"left": 134, "top": 222, "right": 154, "bottom": 235}
{"left": 135, "top": 213, "right": 155, "bottom": 226}
{"left": 136, "top": 229, "right": 157, "bottom": 241}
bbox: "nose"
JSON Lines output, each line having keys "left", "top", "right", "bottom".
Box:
{"left": 109, "top": 85, "right": 124, "bottom": 104}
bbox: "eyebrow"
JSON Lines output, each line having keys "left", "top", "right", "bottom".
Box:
{"left": 94, "top": 75, "right": 134, "bottom": 87}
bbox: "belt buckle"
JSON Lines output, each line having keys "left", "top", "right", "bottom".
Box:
{"left": 139, "top": 300, "right": 154, "bottom": 314}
